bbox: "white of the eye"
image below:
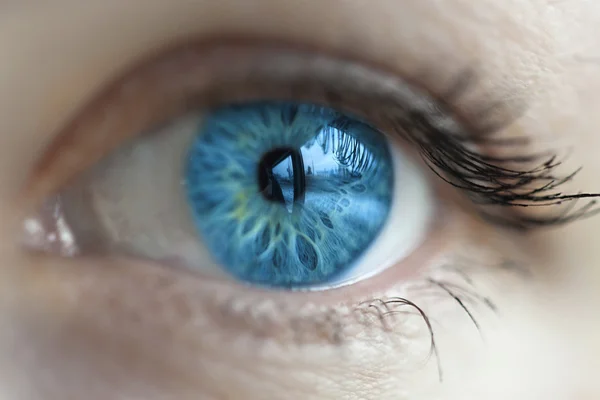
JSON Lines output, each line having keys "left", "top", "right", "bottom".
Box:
{"left": 304, "top": 139, "right": 435, "bottom": 291}
{"left": 61, "top": 114, "right": 228, "bottom": 278}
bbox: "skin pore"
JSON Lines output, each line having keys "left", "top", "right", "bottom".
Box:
{"left": 1, "top": 1, "right": 600, "bottom": 399}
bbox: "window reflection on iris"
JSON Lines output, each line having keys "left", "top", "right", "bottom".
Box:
{"left": 185, "top": 102, "right": 394, "bottom": 288}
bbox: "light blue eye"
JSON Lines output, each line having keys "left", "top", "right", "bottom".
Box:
{"left": 184, "top": 102, "right": 394, "bottom": 288}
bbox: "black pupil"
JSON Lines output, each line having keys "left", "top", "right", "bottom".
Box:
{"left": 257, "top": 148, "right": 306, "bottom": 209}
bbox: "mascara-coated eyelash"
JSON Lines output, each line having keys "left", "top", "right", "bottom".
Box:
{"left": 355, "top": 69, "right": 600, "bottom": 230}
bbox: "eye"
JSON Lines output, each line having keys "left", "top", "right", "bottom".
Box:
{"left": 34, "top": 96, "right": 432, "bottom": 290}
{"left": 28, "top": 41, "right": 586, "bottom": 294}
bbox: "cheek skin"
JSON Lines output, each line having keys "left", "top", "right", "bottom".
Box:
{"left": 1, "top": 0, "right": 600, "bottom": 400}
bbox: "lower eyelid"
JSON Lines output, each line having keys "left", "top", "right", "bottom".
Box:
{"left": 15, "top": 189, "right": 461, "bottom": 346}
{"left": 7, "top": 183, "right": 526, "bottom": 391}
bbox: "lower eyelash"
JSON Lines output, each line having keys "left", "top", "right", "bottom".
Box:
{"left": 209, "top": 254, "right": 511, "bottom": 383}
{"left": 359, "top": 296, "right": 442, "bottom": 380}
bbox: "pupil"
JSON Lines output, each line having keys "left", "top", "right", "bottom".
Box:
{"left": 257, "top": 147, "right": 306, "bottom": 211}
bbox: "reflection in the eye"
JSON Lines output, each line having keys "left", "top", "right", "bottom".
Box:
{"left": 185, "top": 101, "right": 395, "bottom": 289}
{"left": 259, "top": 147, "right": 306, "bottom": 212}
{"left": 265, "top": 126, "right": 374, "bottom": 213}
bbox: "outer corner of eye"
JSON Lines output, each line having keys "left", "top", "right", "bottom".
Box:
{"left": 22, "top": 95, "right": 436, "bottom": 292}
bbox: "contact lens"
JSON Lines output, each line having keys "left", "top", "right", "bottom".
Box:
{"left": 184, "top": 102, "right": 393, "bottom": 288}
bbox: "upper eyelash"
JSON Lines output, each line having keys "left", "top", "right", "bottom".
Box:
{"left": 421, "top": 138, "right": 600, "bottom": 230}
{"left": 229, "top": 55, "right": 600, "bottom": 230}
{"left": 368, "top": 71, "right": 600, "bottom": 230}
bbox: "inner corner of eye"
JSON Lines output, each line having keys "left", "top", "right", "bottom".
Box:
{"left": 24, "top": 100, "right": 435, "bottom": 291}
{"left": 21, "top": 196, "right": 79, "bottom": 258}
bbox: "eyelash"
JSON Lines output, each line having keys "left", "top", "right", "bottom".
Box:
{"left": 318, "top": 71, "right": 600, "bottom": 231}
{"left": 211, "top": 253, "right": 506, "bottom": 382}
{"left": 400, "top": 100, "right": 600, "bottom": 230}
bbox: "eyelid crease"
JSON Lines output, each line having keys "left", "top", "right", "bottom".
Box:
{"left": 18, "top": 39, "right": 488, "bottom": 205}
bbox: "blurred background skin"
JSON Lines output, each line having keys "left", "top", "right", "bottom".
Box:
{"left": 1, "top": 1, "right": 600, "bottom": 399}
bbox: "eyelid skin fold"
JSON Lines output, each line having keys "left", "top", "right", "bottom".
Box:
{"left": 20, "top": 39, "right": 485, "bottom": 206}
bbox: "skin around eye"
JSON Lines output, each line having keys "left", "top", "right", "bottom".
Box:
{"left": 5, "top": 3, "right": 600, "bottom": 400}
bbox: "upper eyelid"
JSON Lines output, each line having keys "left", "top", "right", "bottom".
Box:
{"left": 20, "top": 38, "right": 599, "bottom": 231}
{"left": 19, "top": 39, "right": 479, "bottom": 206}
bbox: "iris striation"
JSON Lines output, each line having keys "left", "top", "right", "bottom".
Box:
{"left": 185, "top": 101, "right": 393, "bottom": 288}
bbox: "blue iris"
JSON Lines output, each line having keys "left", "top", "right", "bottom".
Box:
{"left": 184, "top": 101, "right": 394, "bottom": 288}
